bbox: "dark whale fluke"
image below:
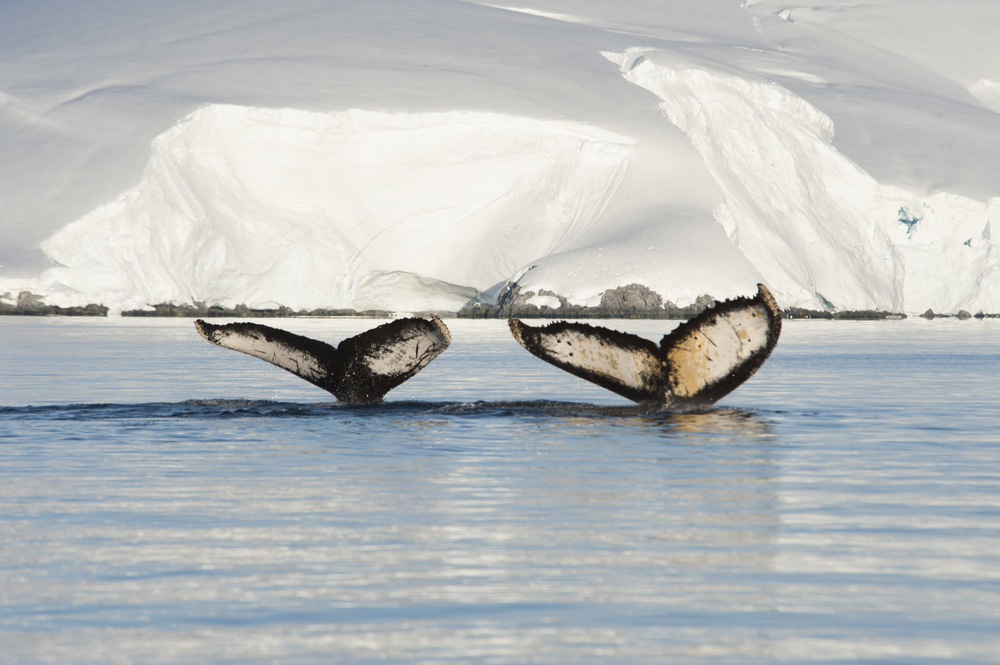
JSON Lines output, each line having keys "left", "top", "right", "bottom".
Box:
{"left": 508, "top": 283, "right": 782, "bottom": 407}
{"left": 195, "top": 315, "right": 451, "bottom": 403}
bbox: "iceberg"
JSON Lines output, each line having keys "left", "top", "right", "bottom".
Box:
{"left": 23, "top": 106, "right": 632, "bottom": 313}
{"left": 2, "top": 0, "right": 998, "bottom": 315}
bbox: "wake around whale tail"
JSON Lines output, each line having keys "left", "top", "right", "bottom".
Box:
{"left": 508, "top": 283, "right": 782, "bottom": 407}
{"left": 195, "top": 316, "right": 451, "bottom": 403}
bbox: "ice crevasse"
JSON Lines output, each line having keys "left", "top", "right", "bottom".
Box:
{"left": 8, "top": 51, "right": 1000, "bottom": 315}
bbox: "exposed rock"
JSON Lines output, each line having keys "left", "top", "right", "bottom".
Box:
{"left": 459, "top": 283, "right": 716, "bottom": 319}
{"left": 487, "top": 282, "right": 545, "bottom": 318}
{"left": 5, "top": 288, "right": 992, "bottom": 320}
{"left": 17, "top": 292, "right": 46, "bottom": 312}
{"left": 0, "top": 291, "right": 108, "bottom": 316}
{"left": 783, "top": 307, "right": 907, "bottom": 320}
{"left": 833, "top": 309, "right": 906, "bottom": 320}
{"left": 599, "top": 283, "right": 663, "bottom": 312}
{"left": 121, "top": 302, "right": 393, "bottom": 318}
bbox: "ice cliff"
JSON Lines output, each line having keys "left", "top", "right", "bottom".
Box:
{"left": 21, "top": 107, "right": 632, "bottom": 313}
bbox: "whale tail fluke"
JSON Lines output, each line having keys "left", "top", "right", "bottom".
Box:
{"left": 509, "top": 284, "right": 782, "bottom": 407}
{"left": 508, "top": 318, "right": 664, "bottom": 404}
{"left": 195, "top": 315, "right": 451, "bottom": 403}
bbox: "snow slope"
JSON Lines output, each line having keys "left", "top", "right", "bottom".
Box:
{"left": 2, "top": 0, "right": 999, "bottom": 314}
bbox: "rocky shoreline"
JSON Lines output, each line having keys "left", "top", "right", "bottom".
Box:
{"left": 119, "top": 302, "right": 395, "bottom": 319}
{"left": 1, "top": 292, "right": 109, "bottom": 317}
{"left": 4, "top": 287, "right": 998, "bottom": 320}
{"left": 457, "top": 283, "right": 718, "bottom": 319}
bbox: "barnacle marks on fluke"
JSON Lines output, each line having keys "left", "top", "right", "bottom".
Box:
{"left": 195, "top": 316, "right": 451, "bottom": 403}
{"left": 508, "top": 284, "right": 781, "bottom": 407}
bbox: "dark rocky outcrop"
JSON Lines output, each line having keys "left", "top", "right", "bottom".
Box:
{"left": 458, "top": 283, "right": 716, "bottom": 319}
{"left": 122, "top": 302, "right": 393, "bottom": 318}
{"left": 784, "top": 308, "right": 907, "bottom": 320}
{"left": 598, "top": 283, "right": 665, "bottom": 312}
{"left": 913, "top": 308, "right": 997, "bottom": 320}
{"left": 0, "top": 291, "right": 108, "bottom": 316}
{"left": 5, "top": 289, "right": 996, "bottom": 319}
{"left": 461, "top": 283, "right": 921, "bottom": 321}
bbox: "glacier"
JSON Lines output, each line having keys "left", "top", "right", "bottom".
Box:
{"left": 2, "top": 0, "right": 999, "bottom": 315}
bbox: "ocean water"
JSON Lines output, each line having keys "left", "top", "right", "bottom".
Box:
{"left": 1, "top": 316, "right": 998, "bottom": 664}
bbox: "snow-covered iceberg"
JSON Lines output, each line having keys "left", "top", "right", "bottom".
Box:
{"left": 2, "top": 0, "right": 999, "bottom": 315}
{"left": 23, "top": 106, "right": 632, "bottom": 313}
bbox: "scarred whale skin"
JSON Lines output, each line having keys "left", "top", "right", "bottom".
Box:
{"left": 195, "top": 315, "right": 451, "bottom": 403}
{"left": 508, "top": 283, "right": 782, "bottom": 407}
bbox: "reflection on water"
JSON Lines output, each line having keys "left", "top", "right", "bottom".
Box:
{"left": 1, "top": 400, "right": 789, "bottom": 663}
{"left": 2, "top": 317, "right": 999, "bottom": 663}
{"left": 3, "top": 398, "right": 780, "bottom": 441}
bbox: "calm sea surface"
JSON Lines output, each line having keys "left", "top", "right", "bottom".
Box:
{"left": 1, "top": 316, "right": 998, "bottom": 664}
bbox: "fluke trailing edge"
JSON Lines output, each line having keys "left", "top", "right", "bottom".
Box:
{"left": 508, "top": 284, "right": 782, "bottom": 407}
{"left": 195, "top": 316, "right": 451, "bottom": 403}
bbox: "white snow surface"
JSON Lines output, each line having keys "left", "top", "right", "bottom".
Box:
{"left": 28, "top": 106, "right": 631, "bottom": 313}
{"left": 970, "top": 80, "right": 1000, "bottom": 115}
{"left": 2, "top": 0, "right": 999, "bottom": 314}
